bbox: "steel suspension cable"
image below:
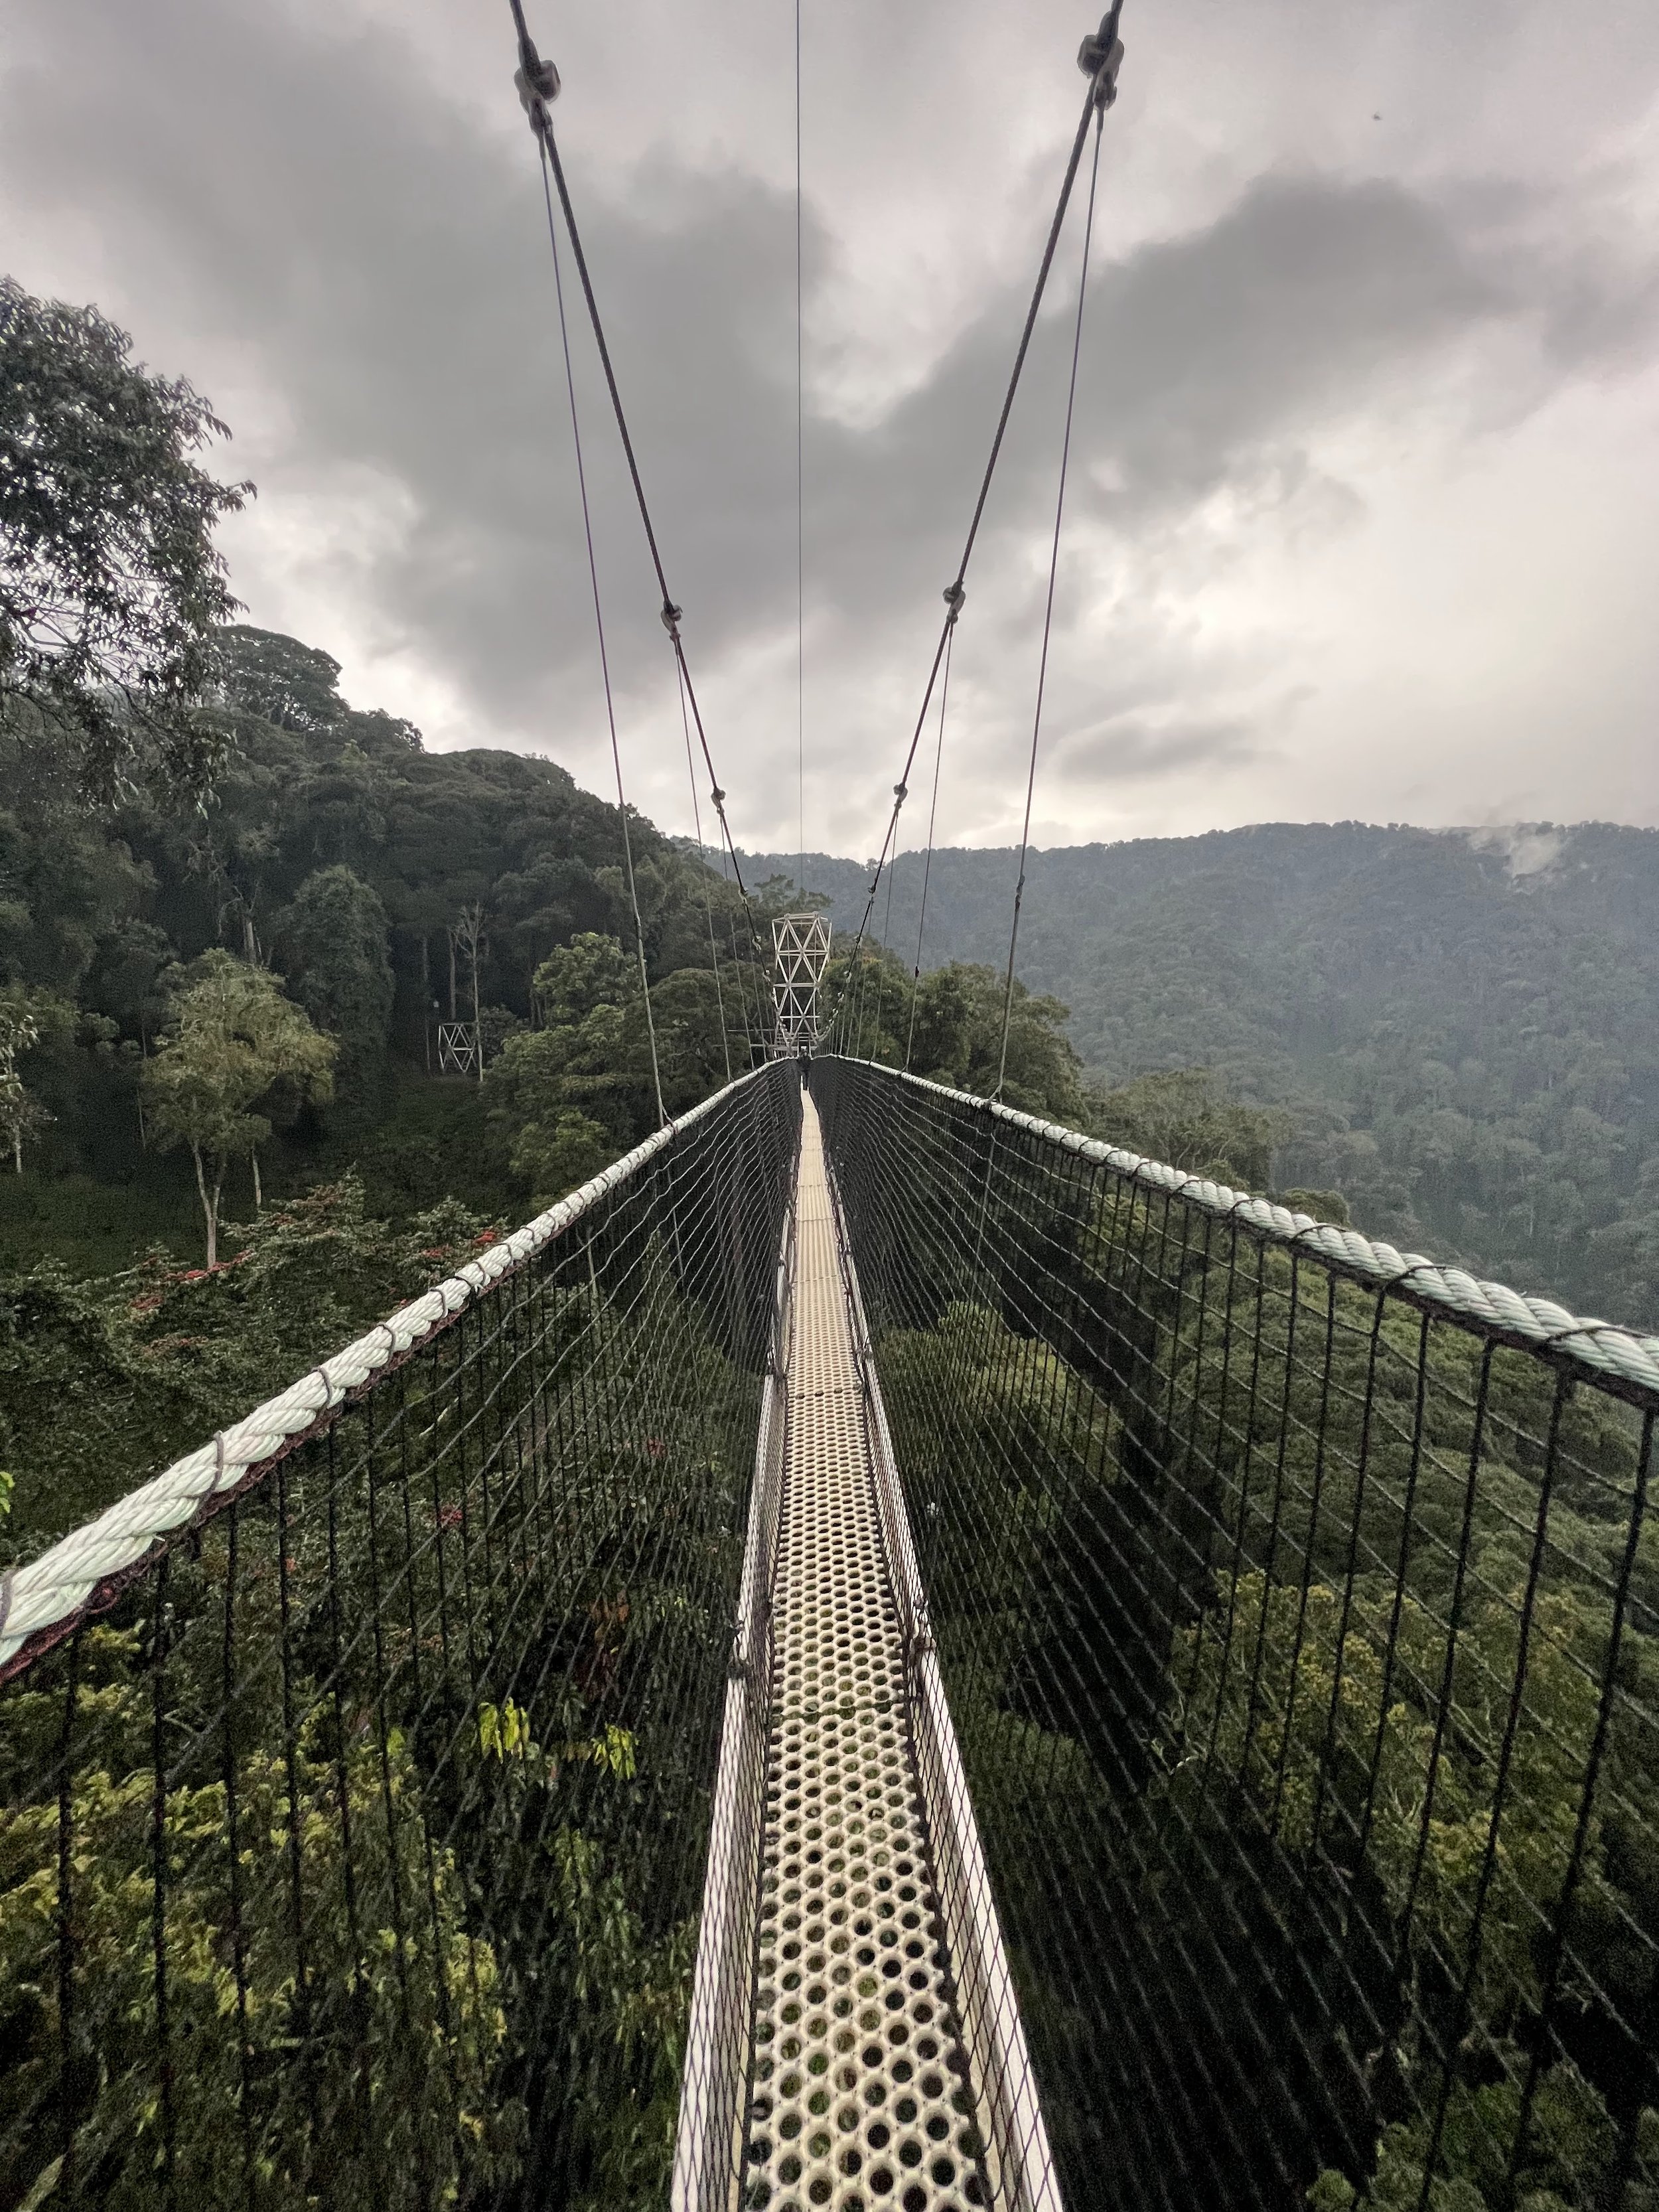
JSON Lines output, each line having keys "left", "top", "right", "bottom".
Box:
{"left": 993, "top": 96, "right": 1107, "bottom": 1100}
{"left": 533, "top": 129, "right": 667, "bottom": 1128}
{"left": 826, "top": 5, "right": 1125, "bottom": 1048}
{"left": 507, "top": 0, "right": 749, "bottom": 903}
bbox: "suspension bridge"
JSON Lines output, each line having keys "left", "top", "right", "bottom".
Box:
{"left": 4, "top": 7, "right": 1658, "bottom": 2212}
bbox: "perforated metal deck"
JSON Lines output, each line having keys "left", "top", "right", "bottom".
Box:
{"left": 738, "top": 1102, "right": 990, "bottom": 2212}
{"left": 672, "top": 1092, "right": 1056, "bottom": 2212}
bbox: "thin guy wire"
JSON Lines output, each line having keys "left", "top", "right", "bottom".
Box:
{"left": 678, "top": 654, "right": 733, "bottom": 1081}
{"left": 904, "top": 615, "right": 955, "bottom": 1070}
{"left": 536, "top": 136, "right": 666, "bottom": 1128}
{"left": 517, "top": 50, "right": 749, "bottom": 900}
{"left": 994, "top": 100, "right": 1106, "bottom": 1101}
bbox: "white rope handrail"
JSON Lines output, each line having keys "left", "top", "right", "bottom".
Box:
{"left": 836, "top": 1059, "right": 1659, "bottom": 1404}
{"left": 0, "top": 1065, "right": 774, "bottom": 1674}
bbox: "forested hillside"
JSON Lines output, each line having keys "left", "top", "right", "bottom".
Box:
{"left": 751, "top": 826, "right": 1659, "bottom": 1323}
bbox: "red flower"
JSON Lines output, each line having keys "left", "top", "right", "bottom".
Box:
{"left": 437, "top": 1504, "right": 463, "bottom": 1531}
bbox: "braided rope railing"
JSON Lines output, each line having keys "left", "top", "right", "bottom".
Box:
{"left": 812, "top": 1055, "right": 1659, "bottom": 2212}
{"left": 0, "top": 1065, "right": 779, "bottom": 1678}
{"left": 882, "top": 1062, "right": 1659, "bottom": 1401}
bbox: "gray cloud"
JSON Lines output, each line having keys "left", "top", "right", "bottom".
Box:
{"left": 3, "top": 0, "right": 1656, "bottom": 851}
{"left": 1052, "top": 715, "right": 1260, "bottom": 784}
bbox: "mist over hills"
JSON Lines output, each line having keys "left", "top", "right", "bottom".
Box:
{"left": 741, "top": 822, "right": 1659, "bottom": 1325}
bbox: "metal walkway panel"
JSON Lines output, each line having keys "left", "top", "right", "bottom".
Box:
{"left": 675, "top": 1094, "right": 1056, "bottom": 2212}
{"left": 743, "top": 1102, "right": 988, "bottom": 2212}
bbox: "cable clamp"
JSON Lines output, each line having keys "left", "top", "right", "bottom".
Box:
{"left": 893, "top": 783, "right": 908, "bottom": 801}
{"left": 1077, "top": 16, "right": 1124, "bottom": 109}
{"left": 942, "top": 581, "right": 966, "bottom": 617}
{"left": 514, "top": 44, "right": 561, "bottom": 132}
{"left": 660, "top": 599, "right": 683, "bottom": 636}
{"left": 711, "top": 786, "right": 726, "bottom": 805}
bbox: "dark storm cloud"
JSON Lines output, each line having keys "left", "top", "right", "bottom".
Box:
{"left": 2, "top": 0, "right": 1651, "bottom": 780}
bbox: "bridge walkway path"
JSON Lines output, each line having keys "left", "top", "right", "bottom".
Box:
{"left": 737, "top": 1096, "right": 993, "bottom": 2212}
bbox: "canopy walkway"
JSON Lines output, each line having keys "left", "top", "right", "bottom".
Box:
{"left": 5, "top": 1058, "right": 1659, "bottom": 2211}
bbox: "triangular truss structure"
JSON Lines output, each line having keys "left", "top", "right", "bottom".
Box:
{"left": 770, "top": 912, "right": 831, "bottom": 1057}
{"left": 436, "top": 1020, "right": 480, "bottom": 1077}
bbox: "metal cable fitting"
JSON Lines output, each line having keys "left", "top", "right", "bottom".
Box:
{"left": 1077, "top": 14, "right": 1124, "bottom": 108}
{"left": 661, "top": 598, "right": 684, "bottom": 634}
{"left": 942, "top": 581, "right": 966, "bottom": 616}
{"left": 514, "top": 43, "right": 560, "bottom": 132}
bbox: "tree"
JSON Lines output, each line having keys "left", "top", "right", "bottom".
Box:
{"left": 0, "top": 280, "right": 251, "bottom": 797}
{"left": 0, "top": 997, "right": 46, "bottom": 1173}
{"left": 1088, "top": 1067, "right": 1291, "bottom": 1191}
{"left": 531, "top": 932, "right": 634, "bottom": 1029}
{"left": 277, "top": 865, "right": 394, "bottom": 1106}
{"left": 141, "top": 952, "right": 334, "bottom": 1264}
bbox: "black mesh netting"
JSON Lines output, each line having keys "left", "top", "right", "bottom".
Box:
{"left": 0, "top": 1065, "right": 800, "bottom": 2212}
{"left": 813, "top": 1057, "right": 1659, "bottom": 2212}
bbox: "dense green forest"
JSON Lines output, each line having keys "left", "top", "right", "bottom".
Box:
{"left": 751, "top": 828, "right": 1659, "bottom": 1326}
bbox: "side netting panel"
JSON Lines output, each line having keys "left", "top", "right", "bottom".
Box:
{"left": 0, "top": 1062, "right": 800, "bottom": 2212}
{"left": 812, "top": 1055, "right": 1659, "bottom": 2212}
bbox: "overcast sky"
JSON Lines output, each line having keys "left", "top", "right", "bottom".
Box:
{"left": 4, "top": 0, "right": 1657, "bottom": 860}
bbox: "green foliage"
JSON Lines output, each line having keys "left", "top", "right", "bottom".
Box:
{"left": 275, "top": 864, "right": 394, "bottom": 1107}
{"left": 0, "top": 1630, "right": 516, "bottom": 2211}
{"left": 0, "top": 1174, "right": 499, "bottom": 1556}
{"left": 0, "top": 279, "right": 249, "bottom": 799}
{"left": 830, "top": 950, "right": 1090, "bottom": 1125}
{"left": 141, "top": 952, "right": 334, "bottom": 1261}
{"left": 488, "top": 936, "right": 740, "bottom": 1201}
{"left": 1090, "top": 1067, "right": 1291, "bottom": 1190}
{"left": 763, "top": 826, "right": 1659, "bottom": 1326}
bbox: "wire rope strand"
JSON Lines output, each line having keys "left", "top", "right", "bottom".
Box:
{"left": 993, "top": 100, "right": 1107, "bottom": 1102}
{"left": 827, "top": 9, "right": 1125, "bottom": 1040}
{"left": 904, "top": 613, "right": 956, "bottom": 1070}
{"left": 533, "top": 110, "right": 749, "bottom": 900}
{"left": 536, "top": 135, "right": 668, "bottom": 1128}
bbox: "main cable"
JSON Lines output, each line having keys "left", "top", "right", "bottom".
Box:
{"left": 534, "top": 125, "right": 667, "bottom": 1128}
{"left": 993, "top": 95, "right": 1107, "bottom": 1100}
{"left": 507, "top": 0, "right": 749, "bottom": 902}
{"left": 826, "top": 5, "right": 1125, "bottom": 1051}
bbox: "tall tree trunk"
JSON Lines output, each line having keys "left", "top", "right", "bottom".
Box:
{"left": 252, "top": 1148, "right": 263, "bottom": 1213}
{"left": 448, "top": 931, "right": 457, "bottom": 1021}
{"left": 11, "top": 1130, "right": 19, "bottom": 1175}
{"left": 471, "top": 934, "right": 482, "bottom": 1084}
{"left": 191, "top": 1143, "right": 220, "bottom": 1267}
